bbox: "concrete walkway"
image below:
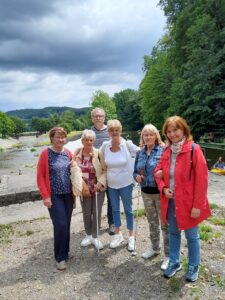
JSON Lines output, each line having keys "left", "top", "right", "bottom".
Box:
{"left": 0, "top": 172, "right": 224, "bottom": 224}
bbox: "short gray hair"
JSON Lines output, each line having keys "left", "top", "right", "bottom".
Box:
{"left": 91, "top": 107, "right": 105, "bottom": 118}
{"left": 81, "top": 129, "right": 96, "bottom": 140}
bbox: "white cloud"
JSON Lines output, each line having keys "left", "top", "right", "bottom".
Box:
{"left": 0, "top": 0, "right": 166, "bottom": 112}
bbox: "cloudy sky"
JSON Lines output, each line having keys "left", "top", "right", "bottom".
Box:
{"left": 0, "top": 0, "right": 166, "bottom": 112}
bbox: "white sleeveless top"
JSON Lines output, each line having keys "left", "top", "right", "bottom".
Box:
{"left": 104, "top": 149, "right": 132, "bottom": 188}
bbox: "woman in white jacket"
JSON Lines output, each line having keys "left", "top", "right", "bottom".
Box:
{"left": 70, "top": 129, "right": 106, "bottom": 250}
{"left": 101, "top": 120, "right": 139, "bottom": 251}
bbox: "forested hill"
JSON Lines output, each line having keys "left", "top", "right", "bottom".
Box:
{"left": 6, "top": 106, "right": 89, "bottom": 120}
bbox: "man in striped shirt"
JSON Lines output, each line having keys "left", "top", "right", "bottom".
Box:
{"left": 91, "top": 108, "right": 115, "bottom": 235}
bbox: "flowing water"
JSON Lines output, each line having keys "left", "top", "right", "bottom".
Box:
{"left": 0, "top": 133, "right": 224, "bottom": 175}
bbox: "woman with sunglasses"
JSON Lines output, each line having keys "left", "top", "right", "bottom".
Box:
{"left": 133, "top": 124, "right": 169, "bottom": 270}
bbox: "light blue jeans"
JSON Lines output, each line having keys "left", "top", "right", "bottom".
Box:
{"left": 108, "top": 184, "right": 134, "bottom": 231}
{"left": 168, "top": 199, "right": 200, "bottom": 266}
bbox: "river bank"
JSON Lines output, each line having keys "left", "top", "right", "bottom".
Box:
{"left": 0, "top": 187, "right": 225, "bottom": 299}
{"left": 0, "top": 137, "right": 21, "bottom": 149}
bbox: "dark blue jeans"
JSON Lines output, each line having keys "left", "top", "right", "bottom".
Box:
{"left": 106, "top": 189, "right": 114, "bottom": 226}
{"left": 48, "top": 193, "right": 73, "bottom": 262}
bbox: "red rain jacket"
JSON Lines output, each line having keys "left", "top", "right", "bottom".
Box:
{"left": 154, "top": 140, "right": 211, "bottom": 230}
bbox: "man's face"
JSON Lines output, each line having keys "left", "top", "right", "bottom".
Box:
{"left": 92, "top": 110, "right": 105, "bottom": 128}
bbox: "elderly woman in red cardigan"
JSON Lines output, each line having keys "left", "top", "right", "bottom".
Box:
{"left": 37, "top": 127, "right": 75, "bottom": 271}
{"left": 154, "top": 116, "right": 211, "bottom": 282}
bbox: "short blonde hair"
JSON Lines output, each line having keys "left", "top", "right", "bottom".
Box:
{"left": 49, "top": 127, "right": 67, "bottom": 143}
{"left": 107, "top": 119, "right": 122, "bottom": 132}
{"left": 140, "top": 124, "right": 162, "bottom": 145}
{"left": 162, "top": 116, "right": 192, "bottom": 145}
{"left": 81, "top": 129, "right": 96, "bottom": 140}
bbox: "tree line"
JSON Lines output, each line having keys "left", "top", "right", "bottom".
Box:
{"left": 0, "top": 89, "right": 143, "bottom": 138}
{"left": 140, "top": 0, "right": 225, "bottom": 139}
{"left": 1, "top": 0, "right": 224, "bottom": 140}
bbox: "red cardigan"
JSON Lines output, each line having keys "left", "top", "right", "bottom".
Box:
{"left": 37, "top": 148, "right": 73, "bottom": 201}
{"left": 154, "top": 140, "right": 211, "bottom": 230}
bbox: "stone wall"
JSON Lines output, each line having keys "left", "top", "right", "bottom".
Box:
{"left": 0, "top": 175, "right": 41, "bottom": 206}
{"left": 0, "top": 189, "right": 41, "bottom": 207}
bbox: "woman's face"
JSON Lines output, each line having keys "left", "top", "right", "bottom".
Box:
{"left": 82, "top": 136, "right": 94, "bottom": 149}
{"left": 142, "top": 131, "right": 157, "bottom": 147}
{"left": 51, "top": 132, "right": 66, "bottom": 149}
{"left": 166, "top": 124, "right": 184, "bottom": 144}
{"left": 108, "top": 127, "right": 121, "bottom": 139}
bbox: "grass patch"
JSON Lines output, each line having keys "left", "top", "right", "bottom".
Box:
{"left": 211, "top": 275, "right": 225, "bottom": 288}
{"left": 34, "top": 141, "right": 51, "bottom": 147}
{"left": 210, "top": 203, "right": 220, "bottom": 209}
{"left": 181, "top": 257, "right": 188, "bottom": 272}
{"left": 30, "top": 147, "right": 37, "bottom": 152}
{"left": 199, "top": 223, "right": 213, "bottom": 241}
{"left": 26, "top": 230, "right": 34, "bottom": 236}
{"left": 213, "top": 232, "right": 223, "bottom": 238}
{"left": 209, "top": 216, "right": 225, "bottom": 226}
{"left": 0, "top": 224, "right": 14, "bottom": 244}
{"left": 24, "top": 164, "right": 35, "bottom": 168}
{"left": 134, "top": 208, "right": 146, "bottom": 218}
{"left": 168, "top": 277, "right": 182, "bottom": 292}
{"left": 67, "top": 130, "right": 81, "bottom": 138}
{"left": 0, "top": 147, "right": 4, "bottom": 152}
{"left": 190, "top": 287, "right": 201, "bottom": 300}
{"left": 11, "top": 143, "right": 23, "bottom": 149}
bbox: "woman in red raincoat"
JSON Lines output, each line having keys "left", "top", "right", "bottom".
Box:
{"left": 154, "top": 116, "right": 211, "bottom": 282}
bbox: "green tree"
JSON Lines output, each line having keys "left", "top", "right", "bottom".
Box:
{"left": 90, "top": 90, "right": 117, "bottom": 121}
{"left": 140, "top": 48, "right": 174, "bottom": 130}
{"left": 10, "top": 116, "right": 27, "bottom": 136}
{"left": 0, "top": 112, "right": 15, "bottom": 138}
{"left": 48, "top": 113, "right": 60, "bottom": 128}
{"left": 31, "top": 117, "right": 51, "bottom": 133}
{"left": 113, "top": 89, "right": 143, "bottom": 130}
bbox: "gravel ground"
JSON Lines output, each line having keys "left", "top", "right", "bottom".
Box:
{"left": 1, "top": 203, "right": 225, "bottom": 300}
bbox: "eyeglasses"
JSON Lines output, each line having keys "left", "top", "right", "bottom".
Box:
{"left": 84, "top": 138, "right": 94, "bottom": 142}
{"left": 93, "top": 115, "right": 104, "bottom": 119}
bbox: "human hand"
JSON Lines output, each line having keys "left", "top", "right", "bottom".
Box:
{"left": 163, "top": 188, "right": 173, "bottom": 199}
{"left": 155, "top": 170, "right": 163, "bottom": 179}
{"left": 70, "top": 159, "right": 77, "bottom": 167}
{"left": 43, "top": 197, "right": 52, "bottom": 208}
{"left": 136, "top": 174, "right": 144, "bottom": 183}
{"left": 191, "top": 208, "right": 200, "bottom": 218}
{"left": 94, "top": 182, "right": 103, "bottom": 192}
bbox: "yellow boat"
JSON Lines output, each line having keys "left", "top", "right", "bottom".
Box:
{"left": 211, "top": 168, "right": 225, "bottom": 175}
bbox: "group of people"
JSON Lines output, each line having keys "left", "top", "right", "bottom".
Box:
{"left": 37, "top": 108, "right": 211, "bottom": 283}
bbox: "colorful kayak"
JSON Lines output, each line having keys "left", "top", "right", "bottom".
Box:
{"left": 211, "top": 168, "right": 225, "bottom": 175}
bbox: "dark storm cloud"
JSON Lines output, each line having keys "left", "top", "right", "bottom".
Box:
{"left": 0, "top": 0, "right": 165, "bottom": 111}
{"left": 0, "top": 0, "right": 57, "bottom": 21}
{"left": 0, "top": 0, "right": 163, "bottom": 74}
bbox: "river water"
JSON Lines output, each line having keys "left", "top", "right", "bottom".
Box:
{"left": 0, "top": 133, "right": 224, "bottom": 176}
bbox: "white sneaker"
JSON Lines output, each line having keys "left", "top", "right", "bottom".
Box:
{"left": 56, "top": 260, "right": 67, "bottom": 271}
{"left": 110, "top": 233, "right": 124, "bottom": 249}
{"left": 81, "top": 235, "right": 93, "bottom": 247}
{"left": 161, "top": 256, "right": 170, "bottom": 271}
{"left": 128, "top": 236, "right": 135, "bottom": 252}
{"left": 92, "top": 238, "right": 103, "bottom": 250}
{"left": 141, "top": 249, "right": 160, "bottom": 259}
